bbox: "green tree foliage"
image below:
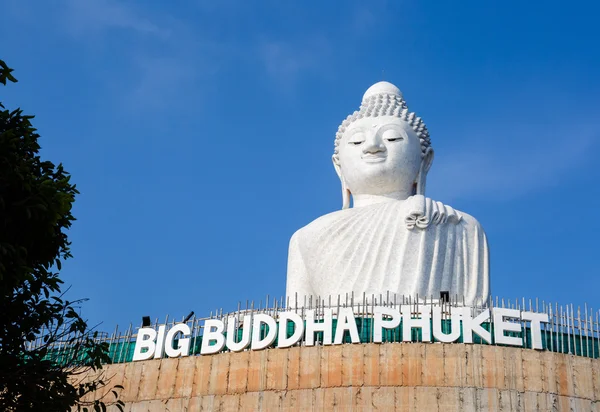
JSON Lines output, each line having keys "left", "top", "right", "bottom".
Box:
{"left": 0, "top": 59, "right": 123, "bottom": 411}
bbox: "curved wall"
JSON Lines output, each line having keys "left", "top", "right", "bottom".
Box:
{"left": 85, "top": 343, "right": 600, "bottom": 411}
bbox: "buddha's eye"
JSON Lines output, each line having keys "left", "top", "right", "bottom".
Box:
{"left": 347, "top": 132, "right": 365, "bottom": 146}
{"left": 382, "top": 129, "right": 405, "bottom": 142}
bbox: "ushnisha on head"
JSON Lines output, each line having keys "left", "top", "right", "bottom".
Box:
{"left": 332, "top": 81, "right": 434, "bottom": 209}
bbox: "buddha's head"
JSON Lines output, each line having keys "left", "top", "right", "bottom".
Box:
{"left": 333, "top": 81, "right": 433, "bottom": 209}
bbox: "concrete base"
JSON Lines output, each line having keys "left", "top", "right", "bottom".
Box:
{"left": 81, "top": 343, "right": 600, "bottom": 411}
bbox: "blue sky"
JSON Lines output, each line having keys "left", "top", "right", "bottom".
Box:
{"left": 2, "top": 0, "right": 599, "bottom": 330}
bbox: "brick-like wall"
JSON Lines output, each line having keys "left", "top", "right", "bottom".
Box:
{"left": 83, "top": 343, "right": 600, "bottom": 411}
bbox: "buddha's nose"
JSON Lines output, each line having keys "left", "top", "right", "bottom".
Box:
{"left": 363, "top": 136, "right": 386, "bottom": 154}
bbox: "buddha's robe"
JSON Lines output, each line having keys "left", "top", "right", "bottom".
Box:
{"left": 286, "top": 195, "right": 490, "bottom": 307}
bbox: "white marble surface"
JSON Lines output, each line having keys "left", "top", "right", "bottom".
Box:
{"left": 286, "top": 82, "right": 490, "bottom": 306}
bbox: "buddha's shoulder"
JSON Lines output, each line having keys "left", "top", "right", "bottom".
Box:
{"left": 290, "top": 208, "right": 355, "bottom": 244}
{"left": 289, "top": 198, "right": 485, "bottom": 245}
{"left": 422, "top": 197, "right": 484, "bottom": 230}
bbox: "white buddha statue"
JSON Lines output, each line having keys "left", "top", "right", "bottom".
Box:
{"left": 286, "top": 81, "right": 490, "bottom": 307}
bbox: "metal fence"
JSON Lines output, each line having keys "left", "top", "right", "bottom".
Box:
{"left": 33, "top": 294, "right": 600, "bottom": 365}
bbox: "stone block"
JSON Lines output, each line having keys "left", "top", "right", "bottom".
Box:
{"left": 137, "top": 359, "right": 161, "bottom": 401}
{"left": 320, "top": 345, "right": 342, "bottom": 388}
{"left": 460, "top": 387, "right": 478, "bottom": 411}
{"left": 443, "top": 344, "right": 468, "bottom": 387}
{"left": 186, "top": 396, "right": 202, "bottom": 412}
{"left": 469, "top": 344, "right": 484, "bottom": 388}
{"left": 299, "top": 346, "right": 321, "bottom": 389}
{"left": 498, "top": 389, "right": 521, "bottom": 411}
{"left": 379, "top": 343, "right": 403, "bottom": 386}
{"left": 173, "top": 356, "right": 196, "bottom": 398}
{"left": 98, "top": 364, "right": 127, "bottom": 402}
{"left": 363, "top": 344, "right": 380, "bottom": 386}
{"left": 247, "top": 349, "right": 267, "bottom": 392}
{"left": 572, "top": 356, "right": 594, "bottom": 399}
{"left": 437, "top": 387, "right": 461, "bottom": 410}
{"left": 522, "top": 391, "right": 540, "bottom": 412}
{"left": 239, "top": 392, "right": 260, "bottom": 410}
{"left": 294, "top": 388, "right": 314, "bottom": 411}
{"left": 557, "top": 395, "right": 573, "bottom": 411}
{"left": 220, "top": 394, "right": 240, "bottom": 411}
{"left": 313, "top": 387, "right": 325, "bottom": 410}
{"left": 261, "top": 390, "right": 283, "bottom": 411}
{"left": 227, "top": 350, "right": 249, "bottom": 393}
{"left": 480, "top": 345, "right": 501, "bottom": 389}
{"left": 286, "top": 346, "right": 301, "bottom": 390}
{"left": 190, "top": 354, "right": 212, "bottom": 397}
{"left": 395, "top": 387, "right": 416, "bottom": 412}
{"left": 341, "top": 344, "right": 363, "bottom": 386}
{"left": 267, "top": 348, "right": 289, "bottom": 390}
{"left": 522, "top": 349, "right": 543, "bottom": 393}
{"left": 414, "top": 387, "right": 439, "bottom": 411}
{"left": 555, "top": 353, "right": 574, "bottom": 397}
{"left": 372, "top": 387, "right": 396, "bottom": 410}
{"left": 502, "top": 347, "right": 524, "bottom": 392}
{"left": 208, "top": 351, "right": 231, "bottom": 395}
{"left": 423, "top": 344, "right": 444, "bottom": 387}
{"left": 593, "top": 355, "right": 600, "bottom": 400}
{"left": 155, "top": 358, "right": 177, "bottom": 399}
{"left": 280, "top": 387, "right": 299, "bottom": 411}
{"left": 322, "top": 387, "right": 352, "bottom": 410}
{"left": 200, "top": 394, "right": 216, "bottom": 411}
{"left": 402, "top": 344, "right": 423, "bottom": 387}
{"left": 355, "top": 386, "right": 372, "bottom": 409}
{"left": 164, "top": 398, "right": 185, "bottom": 411}
{"left": 540, "top": 350, "right": 558, "bottom": 394}
{"left": 121, "top": 362, "right": 144, "bottom": 402}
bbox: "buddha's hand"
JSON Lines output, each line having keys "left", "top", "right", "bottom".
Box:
{"left": 405, "top": 195, "right": 462, "bottom": 230}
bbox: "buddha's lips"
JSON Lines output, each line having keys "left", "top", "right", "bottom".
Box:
{"left": 361, "top": 154, "right": 387, "bottom": 163}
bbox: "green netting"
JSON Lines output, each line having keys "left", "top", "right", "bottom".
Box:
{"left": 42, "top": 318, "right": 600, "bottom": 367}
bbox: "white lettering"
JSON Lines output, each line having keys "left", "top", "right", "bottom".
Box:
{"left": 251, "top": 314, "right": 278, "bottom": 350}
{"left": 200, "top": 319, "right": 226, "bottom": 355}
{"left": 432, "top": 306, "right": 461, "bottom": 343}
{"left": 278, "top": 311, "right": 304, "bottom": 348}
{"left": 334, "top": 307, "right": 360, "bottom": 344}
{"left": 401, "top": 306, "right": 431, "bottom": 342}
{"left": 521, "top": 311, "right": 549, "bottom": 350}
{"left": 164, "top": 324, "right": 191, "bottom": 358}
{"left": 226, "top": 315, "right": 252, "bottom": 352}
{"left": 493, "top": 308, "right": 522, "bottom": 346}
{"left": 132, "top": 328, "right": 157, "bottom": 361}
{"left": 373, "top": 307, "right": 401, "bottom": 343}
{"left": 461, "top": 308, "right": 492, "bottom": 344}
{"left": 154, "top": 325, "right": 166, "bottom": 359}
{"left": 305, "top": 309, "right": 333, "bottom": 346}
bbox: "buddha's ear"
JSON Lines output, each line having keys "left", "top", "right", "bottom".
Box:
{"left": 332, "top": 155, "right": 342, "bottom": 179}
{"left": 416, "top": 148, "right": 434, "bottom": 196}
{"left": 422, "top": 147, "right": 434, "bottom": 174}
{"left": 332, "top": 155, "right": 351, "bottom": 209}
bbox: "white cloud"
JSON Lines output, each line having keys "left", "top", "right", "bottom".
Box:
{"left": 259, "top": 37, "right": 331, "bottom": 90}
{"left": 126, "top": 56, "right": 194, "bottom": 110}
{"left": 428, "top": 125, "right": 598, "bottom": 202}
{"left": 62, "top": 0, "right": 167, "bottom": 38}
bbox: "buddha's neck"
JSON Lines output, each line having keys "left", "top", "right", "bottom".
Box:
{"left": 352, "top": 191, "right": 413, "bottom": 208}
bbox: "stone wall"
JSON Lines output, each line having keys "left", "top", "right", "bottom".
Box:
{"left": 83, "top": 343, "right": 600, "bottom": 411}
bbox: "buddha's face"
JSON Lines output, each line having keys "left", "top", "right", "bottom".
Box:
{"left": 337, "top": 116, "right": 423, "bottom": 197}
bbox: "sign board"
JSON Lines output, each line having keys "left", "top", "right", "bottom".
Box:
{"left": 132, "top": 306, "right": 548, "bottom": 361}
